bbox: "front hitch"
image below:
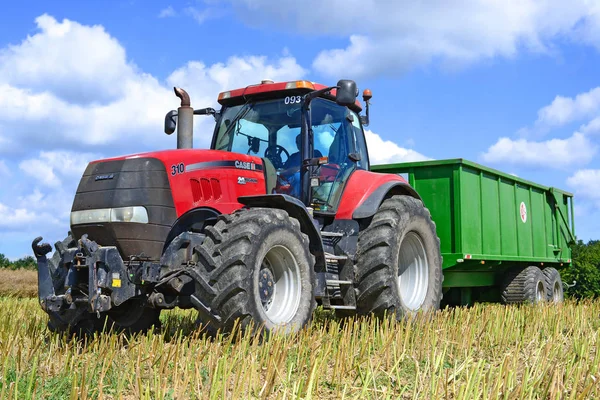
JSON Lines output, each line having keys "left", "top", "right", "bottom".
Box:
{"left": 32, "top": 234, "right": 161, "bottom": 318}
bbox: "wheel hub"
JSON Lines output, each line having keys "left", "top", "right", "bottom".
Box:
{"left": 259, "top": 266, "right": 275, "bottom": 305}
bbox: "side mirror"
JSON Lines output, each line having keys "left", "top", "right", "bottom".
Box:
{"left": 194, "top": 107, "right": 216, "bottom": 116}
{"left": 335, "top": 79, "right": 358, "bottom": 107}
{"left": 164, "top": 110, "right": 177, "bottom": 135}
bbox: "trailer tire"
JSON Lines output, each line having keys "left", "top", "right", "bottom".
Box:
{"left": 194, "top": 208, "right": 316, "bottom": 336}
{"left": 501, "top": 266, "right": 546, "bottom": 304}
{"left": 542, "top": 267, "right": 564, "bottom": 303}
{"left": 355, "top": 195, "right": 443, "bottom": 318}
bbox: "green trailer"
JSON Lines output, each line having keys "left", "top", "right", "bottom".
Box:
{"left": 371, "top": 158, "right": 575, "bottom": 306}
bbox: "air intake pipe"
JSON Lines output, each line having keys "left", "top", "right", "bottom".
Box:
{"left": 173, "top": 87, "right": 193, "bottom": 149}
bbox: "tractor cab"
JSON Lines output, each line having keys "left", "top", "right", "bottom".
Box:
{"left": 166, "top": 79, "right": 373, "bottom": 213}
{"left": 210, "top": 84, "right": 370, "bottom": 212}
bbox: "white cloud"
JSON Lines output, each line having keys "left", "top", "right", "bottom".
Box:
{"left": 481, "top": 132, "right": 596, "bottom": 169}
{"left": 0, "top": 15, "right": 135, "bottom": 104}
{"left": 567, "top": 169, "right": 600, "bottom": 207}
{"left": 167, "top": 56, "right": 307, "bottom": 99}
{"left": 229, "top": 0, "right": 600, "bottom": 78}
{"left": 0, "top": 203, "right": 37, "bottom": 228}
{"left": 0, "top": 15, "right": 306, "bottom": 156}
{"left": 158, "top": 6, "right": 176, "bottom": 18}
{"left": 581, "top": 116, "right": 600, "bottom": 135}
{"left": 533, "top": 87, "right": 600, "bottom": 131}
{"left": 365, "top": 130, "right": 430, "bottom": 165}
{"left": 19, "top": 151, "right": 97, "bottom": 187}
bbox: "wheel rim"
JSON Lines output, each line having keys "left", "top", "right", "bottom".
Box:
{"left": 552, "top": 281, "right": 562, "bottom": 302}
{"left": 535, "top": 281, "right": 545, "bottom": 303}
{"left": 397, "top": 232, "right": 429, "bottom": 311}
{"left": 258, "top": 245, "right": 301, "bottom": 324}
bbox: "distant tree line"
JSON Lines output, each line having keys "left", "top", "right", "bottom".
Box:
{"left": 561, "top": 240, "right": 600, "bottom": 299}
{"left": 0, "top": 253, "right": 36, "bottom": 270}
{"left": 0, "top": 239, "right": 599, "bottom": 297}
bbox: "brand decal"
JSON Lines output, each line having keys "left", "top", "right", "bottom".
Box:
{"left": 95, "top": 174, "right": 114, "bottom": 181}
{"left": 520, "top": 202, "right": 527, "bottom": 223}
{"left": 237, "top": 176, "right": 258, "bottom": 185}
{"left": 235, "top": 160, "right": 257, "bottom": 170}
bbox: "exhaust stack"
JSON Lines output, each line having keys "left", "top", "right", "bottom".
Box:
{"left": 174, "top": 87, "right": 193, "bottom": 149}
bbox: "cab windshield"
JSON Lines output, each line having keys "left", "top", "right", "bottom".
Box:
{"left": 212, "top": 96, "right": 369, "bottom": 211}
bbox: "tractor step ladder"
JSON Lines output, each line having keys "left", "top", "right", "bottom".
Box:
{"left": 321, "top": 231, "right": 344, "bottom": 238}
{"left": 324, "top": 252, "right": 356, "bottom": 311}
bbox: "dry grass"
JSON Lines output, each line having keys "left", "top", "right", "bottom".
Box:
{"left": 0, "top": 297, "right": 599, "bottom": 399}
{"left": 0, "top": 269, "right": 37, "bottom": 297}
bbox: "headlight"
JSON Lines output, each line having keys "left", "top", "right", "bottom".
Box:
{"left": 71, "top": 206, "right": 149, "bottom": 225}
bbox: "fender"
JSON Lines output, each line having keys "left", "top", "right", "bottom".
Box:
{"left": 163, "top": 207, "right": 220, "bottom": 251}
{"left": 336, "top": 169, "right": 421, "bottom": 220}
{"left": 238, "top": 194, "right": 326, "bottom": 271}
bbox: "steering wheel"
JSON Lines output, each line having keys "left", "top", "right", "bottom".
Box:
{"left": 264, "top": 145, "right": 290, "bottom": 169}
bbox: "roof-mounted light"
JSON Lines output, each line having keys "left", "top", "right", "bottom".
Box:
{"left": 218, "top": 91, "right": 231, "bottom": 101}
{"left": 285, "top": 80, "right": 315, "bottom": 90}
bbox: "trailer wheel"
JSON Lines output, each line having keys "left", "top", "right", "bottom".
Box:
{"left": 542, "top": 267, "right": 564, "bottom": 303}
{"left": 194, "top": 208, "right": 316, "bottom": 336}
{"left": 355, "top": 195, "right": 443, "bottom": 318}
{"left": 501, "top": 266, "right": 546, "bottom": 304}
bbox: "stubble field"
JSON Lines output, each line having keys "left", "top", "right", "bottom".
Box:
{"left": 0, "top": 290, "right": 598, "bottom": 399}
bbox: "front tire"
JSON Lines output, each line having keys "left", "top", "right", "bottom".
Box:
{"left": 355, "top": 195, "right": 443, "bottom": 318}
{"left": 195, "top": 208, "right": 316, "bottom": 335}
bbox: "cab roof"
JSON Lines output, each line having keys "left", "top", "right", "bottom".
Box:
{"left": 217, "top": 80, "right": 363, "bottom": 113}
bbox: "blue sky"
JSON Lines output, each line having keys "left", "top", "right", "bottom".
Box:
{"left": 1, "top": 1, "right": 599, "bottom": 259}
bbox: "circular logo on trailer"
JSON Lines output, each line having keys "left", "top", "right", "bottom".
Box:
{"left": 520, "top": 202, "right": 527, "bottom": 223}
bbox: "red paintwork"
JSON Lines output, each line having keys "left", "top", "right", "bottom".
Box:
{"left": 94, "top": 150, "right": 407, "bottom": 220}
{"left": 218, "top": 81, "right": 363, "bottom": 112}
{"left": 336, "top": 169, "right": 408, "bottom": 220}
{"left": 92, "top": 149, "right": 267, "bottom": 217}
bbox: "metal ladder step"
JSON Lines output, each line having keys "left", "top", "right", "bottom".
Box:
{"left": 321, "top": 231, "right": 344, "bottom": 238}
{"left": 326, "top": 279, "right": 353, "bottom": 285}
{"left": 330, "top": 305, "right": 356, "bottom": 310}
{"left": 325, "top": 253, "right": 348, "bottom": 262}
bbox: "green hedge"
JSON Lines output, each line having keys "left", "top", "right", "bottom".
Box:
{"left": 0, "top": 254, "right": 37, "bottom": 270}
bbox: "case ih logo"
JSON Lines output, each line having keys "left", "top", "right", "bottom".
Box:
{"left": 95, "top": 174, "right": 114, "bottom": 181}
{"left": 235, "top": 161, "right": 256, "bottom": 170}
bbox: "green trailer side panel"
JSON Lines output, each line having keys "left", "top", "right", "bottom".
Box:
{"left": 481, "top": 172, "right": 501, "bottom": 256}
{"left": 499, "top": 179, "right": 518, "bottom": 257}
{"left": 411, "top": 167, "right": 454, "bottom": 255}
{"left": 371, "top": 159, "right": 575, "bottom": 276}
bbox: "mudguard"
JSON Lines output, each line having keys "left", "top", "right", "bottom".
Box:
{"left": 336, "top": 169, "right": 421, "bottom": 220}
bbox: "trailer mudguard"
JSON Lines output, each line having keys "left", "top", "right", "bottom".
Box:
{"left": 238, "top": 194, "right": 325, "bottom": 271}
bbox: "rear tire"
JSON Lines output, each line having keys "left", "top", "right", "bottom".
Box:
{"left": 542, "top": 267, "right": 564, "bottom": 303}
{"left": 355, "top": 195, "right": 443, "bottom": 318}
{"left": 501, "top": 266, "right": 546, "bottom": 304}
{"left": 195, "top": 208, "right": 316, "bottom": 335}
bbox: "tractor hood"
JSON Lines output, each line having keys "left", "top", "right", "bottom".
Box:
{"left": 71, "top": 149, "right": 268, "bottom": 260}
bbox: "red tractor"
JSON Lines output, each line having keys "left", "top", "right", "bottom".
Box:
{"left": 33, "top": 79, "right": 443, "bottom": 335}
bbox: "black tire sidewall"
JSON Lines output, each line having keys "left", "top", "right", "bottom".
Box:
{"left": 248, "top": 222, "right": 315, "bottom": 333}
{"left": 389, "top": 199, "right": 443, "bottom": 313}
{"left": 393, "top": 210, "right": 443, "bottom": 312}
